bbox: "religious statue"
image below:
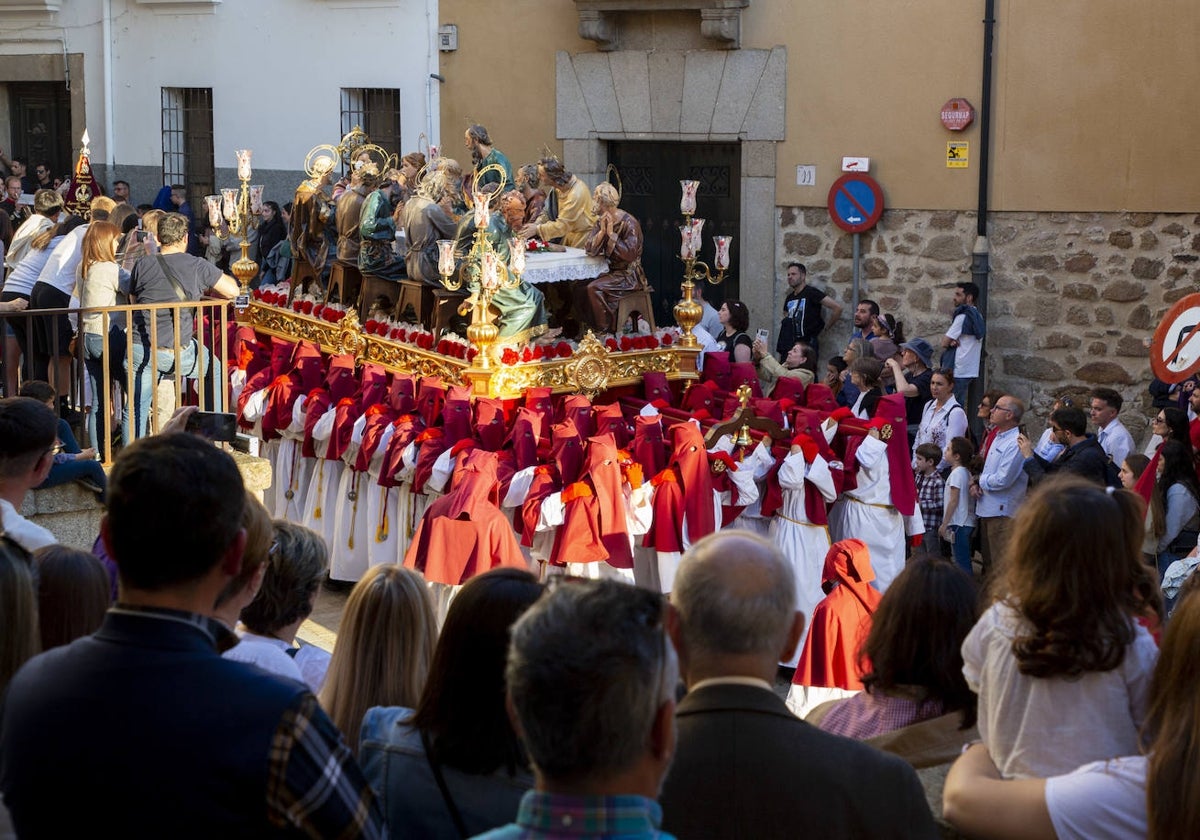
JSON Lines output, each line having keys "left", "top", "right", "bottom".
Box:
{"left": 464, "top": 125, "right": 513, "bottom": 192}
{"left": 289, "top": 156, "right": 335, "bottom": 282}
{"left": 402, "top": 168, "right": 460, "bottom": 286}
{"left": 519, "top": 156, "right": 596, "bottom": 248}
{"left": 515, "top": 163, "right": 546, "bottom": 225}
{"left": 358, "top": 171, "right": 406, "bottom": 280}
{"left": 335, "top": 164, "right": 374, "bottom": 265}
{"left": 581, "top": 182, "right": 648, "bottom": 334}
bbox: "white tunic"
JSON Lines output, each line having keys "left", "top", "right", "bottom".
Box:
{"left": 329, "top": 414, "right": 369, "bottom": 582}
{"left": 273, "top": 396, "right": 313, "bottom": 522}
{"left": 770, "top": 451, "right": 837, "bottom": 667}
{"left": 300, "top": 406, "right": 344, "bottom": 551}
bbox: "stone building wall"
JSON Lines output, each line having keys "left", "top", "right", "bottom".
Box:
{"left": 777, "top": 206, "right": 1198, "bottom": 442}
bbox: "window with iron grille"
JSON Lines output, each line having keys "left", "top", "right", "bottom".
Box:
{"left": 161, "top": 87, "right": 214, "bottom": 223}
{"left": 339, "top": 88, "right": 401, "bottom": 163}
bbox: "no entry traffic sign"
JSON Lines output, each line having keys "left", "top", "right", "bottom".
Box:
{"left": 1150, "top": 293, "right": 1200, "bottom": 383}
{"left": 827, "top": 173, "right": 884, "bottom": 234}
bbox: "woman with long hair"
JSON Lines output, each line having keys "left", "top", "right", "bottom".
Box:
{"left": 0, "top": 539, "right": 39, "bottom": 697}
{"left": 961, "top": 476, "right": 1161, "bottom": 780}
{"left": 811, "top": 557, "right": 978, "bottom": 761}
{"left": 715, "top": 300, "right": 752, "bottom": 363}
{"left": 76, "top": 220, "right": 126, "bottom": 450}
{"left": 1120, "top": 453, "right": 1165, "bottom": 566}
{"left": 34, "top": 545, "right": 110, "bottom": 650}
{"left": 360, "top": 568, "right": 545, "bottom": 838}
{"left": 320, "top": 564, "right": 437, "bottom": 754}
{"left": 1154, "top": 439, "right": 1200, "bottom": 591}
{"left": 943, "top": 577, "right": 1200, "bottom": 840}
{"left": 254, "top": 201, "right": 287, "bottom": 283}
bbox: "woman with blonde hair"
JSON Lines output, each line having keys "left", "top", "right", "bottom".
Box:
{"left": 320, "top": 564, "right": 437, "bottom": 753}
{"left": 76, "top": 219, "right": 125, "bottom": 450}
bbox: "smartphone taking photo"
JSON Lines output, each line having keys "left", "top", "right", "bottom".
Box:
{"left": 185, "top": 411, "right": 238, "bottom": 442}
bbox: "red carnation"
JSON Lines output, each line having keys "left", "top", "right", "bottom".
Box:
{"left": 556, "top": 342, "right": 573, "bottom": 358}
{"left": 312, "top": 304, "right": 325, "bottom": 318}
{"left": 521, "top": 347, "right": 534, "bottom": 363}
{"left": 501, "top": 348, "right": 519, "bottom": 365}
{"left": 395, "top": 328, "right": 407, "bottom": 341}
{"left": 467, "top": 348, "right": 478, "bottom": 362}
{"left": 605, "top": 338, "right": 619, "bottom": 351}
{"left": 661, "top": 332, "right": 674, "bottom": 346}
{"left": 300, "top": 300, "right": 314, "bottom": 315}
{"left": 365, "top": 319, "right": 379, "bottom": 333}
{"left": 619, "top": 336, "right": 633, "bottom": 352}
{"left": 530, "top": 345, "right": 543, "bottom": 360}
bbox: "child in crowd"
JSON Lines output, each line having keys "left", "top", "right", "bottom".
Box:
{"left": 961, "top": 476, "right": 1161, "bottom": 779}
{"left": 914, "top": 443, "right": 945, "bottom": 550}
{"left": 18, "top": 380, "right": 107, "bottom": 499}
{"left": 939, "top": 436, "right": 977, "bottom": 576}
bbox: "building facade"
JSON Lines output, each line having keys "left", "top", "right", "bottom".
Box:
{"left": 0, "top": 0, "right": 438, "bottom": 217}
{"left": 439, "top": 0, "right": 1200, "bottom": 434}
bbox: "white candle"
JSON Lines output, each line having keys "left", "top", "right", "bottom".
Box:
{"left": 680, "top": 180, "right": 699, "bottom": 214}
{"left": 714, "top": 235, "right": 732, "bottom": 270}
{"left": 235, "top": 149, "right": 253, "bottom": 180}
{"left": 508, "top": 237, "right": 526, "bottom": 275}
{"left": 437, "top": 240, "right": 456, "bottom": 276}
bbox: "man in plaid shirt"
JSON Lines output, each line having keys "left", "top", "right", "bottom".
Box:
{"left": 914, "top": 443, "right": 947, "bottom": 537}
{"left": 0, "top": 432, "right": 383, "bottom": 838}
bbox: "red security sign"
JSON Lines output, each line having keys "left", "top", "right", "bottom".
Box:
{"left": 827, "top": 174, "right": 884, "bottom": 234}
{"left": 940, "top": 98, "right": 975, "bottom": 131}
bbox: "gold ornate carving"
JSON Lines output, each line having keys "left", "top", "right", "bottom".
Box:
{"left": 240, "top": 305, "right": 700, "bottom": 399}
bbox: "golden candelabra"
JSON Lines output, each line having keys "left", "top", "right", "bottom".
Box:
{"left": 206, "top": 149, "right": 264, "bottom": 295}
{"left": 436, "top": 163, "right": 523, "bottom": 370}
{"left": 673, "top": 179, "right": 734, "bottom": 348}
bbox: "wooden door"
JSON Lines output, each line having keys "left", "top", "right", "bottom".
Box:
{"left": 608, "top": 142, "right": 740, "bottom": 325}
{"left": 9, "top": 83, "right": 72, "bottom": 184}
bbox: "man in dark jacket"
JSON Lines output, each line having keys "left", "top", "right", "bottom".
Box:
{"left": 1018, "top": 405, "right": 1112, "bottom": 487}
{"left": 660, "top": 530, "right": 938, "bottom": 839}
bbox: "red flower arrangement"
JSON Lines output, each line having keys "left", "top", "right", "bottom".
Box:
{"left": 556, "top": 342, "right": 573, "bottom": 358}
{"left": 501, "top": 348, "right": 519, "bottom": 365}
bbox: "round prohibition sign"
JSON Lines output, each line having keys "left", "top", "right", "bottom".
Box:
{"left": 1150, "top": 293, "right": 1200, "bottom": 383}
{"left": 827, "top": 173, "right": 884, "bottom": 234}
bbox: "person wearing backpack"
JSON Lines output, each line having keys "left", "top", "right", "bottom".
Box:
{"left": 912, "top": 367, "right": 968, "bottom": 472}
{"left": 124, "top": 212, "right": 238, "bottom": 440}
{"left": 1016, "top": 405, "right": 1113, "bottom": 488}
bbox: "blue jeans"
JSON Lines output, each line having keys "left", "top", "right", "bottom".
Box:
{"left": 950, "top": 524, "right": 975, "bottom": 576}
{"left": 125, "top": 338, "right": 219, "bottom": 442}
{"left": 953, "top": 377, "right": 975, "bottom": 409}
{"left": 84, "top": 329, "right": 126, "bottom": 450}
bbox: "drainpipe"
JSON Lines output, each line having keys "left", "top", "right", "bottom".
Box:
{"left": 102, "top": 0, "right": 115, "bottom": 183}
{"left": 969, "top": 0, "right": 996, "bottom": 413}
{"left": 972, "top": 0, "right": 996, "bottom": 315}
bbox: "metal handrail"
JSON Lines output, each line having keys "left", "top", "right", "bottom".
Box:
{"left": 0, "top": 298, "right": 233, "bottom": 464}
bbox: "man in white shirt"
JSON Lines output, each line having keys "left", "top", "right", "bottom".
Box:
{"left": 1089, "top": 387, "right": 1134, "bottom": 469}
{"left": 0, "top": 396, "right": 59, "bottom": 554}
{"left": 942, "top": 281, "right": 984, "bottom": 407}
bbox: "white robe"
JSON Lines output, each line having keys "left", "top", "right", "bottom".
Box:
{"left": 329, "top": 415, "right": 369, "bottom": 582}
{"left": 273, "top": 396, "right": 313, "bottom": 522}
{"left": 362, "top": 423, "right": 399, "bottom": 571}
{"left": 300, "top": 406, "right": 344, "bottom": 552}
{"left": 827, "top": 435, "right": 923, "bottom": 592}
{"left": 770, "top": 451, "right": 837, "bottom": 667}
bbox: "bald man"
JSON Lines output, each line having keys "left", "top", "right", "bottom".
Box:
{"left": 660, "top": 530, "right": 936, "bottom": 839}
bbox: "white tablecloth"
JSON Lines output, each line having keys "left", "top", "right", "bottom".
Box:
{"left": 522, "top": 246, "right": 608, "bottom": 285}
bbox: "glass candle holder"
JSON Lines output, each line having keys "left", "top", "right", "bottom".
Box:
{"left": 508, "top": 237, "right": 526, "bottom": 275}
{"left": 205, "top": 195, "right": 221, "bottom": 228}
{"left": 249, "top": 185, "right": 264, "bottom": 215}
{"left": 437, "top": 240, "right": 456, "bottom": 276}
{"left": 235, "top": 149, "right": 253, "bottom": 180}
{"left": 680, "top": 180, "right": 699, "bottom": 214}
{"left": 473, "top": 192, "right": 490, "bottom": 229}
{"left": 482, "top": 250, "right": 500, "bottom": 290}
{"left": 714, "top": 235, "right": 732, "bottom": 270}
{"left": 221, "top": 188, "right": 238, "bottom": 222}
{"left": 679, "top": 225, "right": 695, "bottom": 260}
